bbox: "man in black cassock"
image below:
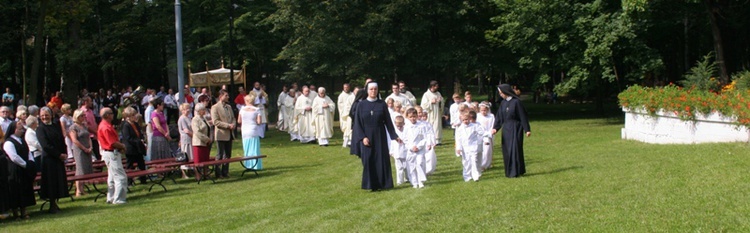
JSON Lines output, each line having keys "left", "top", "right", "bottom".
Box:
{"left": 493, "top": 84, "right": 531, "bottom": 178}
{"left": 352, "top": 82, "right": 400, "bottom": 191}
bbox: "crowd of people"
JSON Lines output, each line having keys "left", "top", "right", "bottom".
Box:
{"left": 0, "top": 82, "right": 271, "bottom": 220}
{"left": 0, "top": 78, "right": 532, "bottom": 220}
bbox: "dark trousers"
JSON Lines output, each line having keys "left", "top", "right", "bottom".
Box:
{"left": 125, "top": 153, "right": 147, "bottom": 184}
{"left": 91, "top": 138, "right": 101, "bottom": 160}
{"left": 167, "top": 108, "right": 178, "bottom": 124}
{"left": 215, "top": 140, "right": 232, "bottom": 177}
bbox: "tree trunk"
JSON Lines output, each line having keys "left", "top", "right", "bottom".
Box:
{"left": 62, "top": 20, "right": 83, "bottom": 105}
{"left": 29, "top": 0, "right": 48, "bottom": 106}
{"left": 705, "top": 0, "right": 729, "bottom": 84}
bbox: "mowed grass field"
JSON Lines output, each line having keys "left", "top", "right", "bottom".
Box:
{"left": 3, "top": 102, "right": 750, "bottom": 232}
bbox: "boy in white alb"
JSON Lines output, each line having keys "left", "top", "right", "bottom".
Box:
{"left": 455, "top": 111, "right": 490, "bottom": 182}
{"left": 476, "top": 102, "right": 495, "bottom": 170}
{"left": 404, "top": 108, "right": 427, "bottom": 188}
{"left": 416, "top": 107, "right": 437, "bottom": 176}
{"left": 390, "top": 115, "right": 408, "bottom": 185}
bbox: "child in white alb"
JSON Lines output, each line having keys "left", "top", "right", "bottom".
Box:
{"left": 416, "top": 106, "right": 437, "bottom": 176}
{"left": 390, "top": 115, "right": 408, "bottom": 185}
{"left": 404, "top": 108, "right": 427, "bottom": 188}
{"left": 476, "top": 102, "right": 495, "bottom": 170}
{"left": 455, "top": 111, "right": 490, "bottom": 182}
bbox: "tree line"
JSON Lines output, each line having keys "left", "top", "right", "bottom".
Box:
{"left": 0, "top": 0, "right": 748, "bottom": 106}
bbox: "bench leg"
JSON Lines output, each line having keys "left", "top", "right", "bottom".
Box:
{"left": 39, "top": 200, "right": 48, "bottom": 211}
{"left": 240, "top": 159, "right": 261, "bottom": 177}
{"left": 148, "top": 173, "right": 169, "bottom": 192}
{"left": 91, "top": 183, "right": 107, "bottom": 202}
{"left": 195, "top": 166, "right": 215, "bottom": 184}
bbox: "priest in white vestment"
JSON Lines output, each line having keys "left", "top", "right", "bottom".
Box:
{"left": 308, "top": 84, "right": 318, "bottom": 100}
{"left": 399, "top": 81, "right": 418, "bottom": 106}
{"left": 337, "top": 83, "right": 353, "bottom": 147}
{"left": 420, "top": 81, "right": 444, "bottom": 144}
{"left": 312, "top": 87, "right": 336, "bottom": 146}
{"left": 285, "top": 89, "right": 299, "bottom": 141}
{"left": 276, "top": 85, "right": 288, "bottom": 131}
{"left": 294, "top": 86, "right": 316, "bottom": 143}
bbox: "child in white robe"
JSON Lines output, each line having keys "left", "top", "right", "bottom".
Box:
{"left": 476, "top": 102, "right": 495, "bottom": 170}
{"left": 415, "top": 106, "right": 437, "bottom": 176}
{"left": 390, "top": 116, "right": 407, "bottom": 185}
{"left": 455, "top": 111, "right": 490, "bottom": 182}
{"left": 404, "top": 108, "right": 427, "bottom": 188}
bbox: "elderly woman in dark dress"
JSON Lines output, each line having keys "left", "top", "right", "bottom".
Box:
{"left": 352, "top": 82, "right": 401, "bottom": 191}
{"left": 4, "top": 121, "right": 36, "bottom": 219}
{"left": 37, "top": 107, "right": 69, "bottom": 213}
{"left": 492, "top": 84, "right": 531, "bottom": 178}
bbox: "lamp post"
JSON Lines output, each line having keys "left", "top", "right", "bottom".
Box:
{"left": 227, "top": 0, "right": 236, "bottom": 98}
{"left": 175, "top": 0, "right": 185, "bottom": 103}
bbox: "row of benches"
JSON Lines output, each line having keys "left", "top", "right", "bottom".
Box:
{"left": 37, "top": 155, "right": 267, "bottom": 210}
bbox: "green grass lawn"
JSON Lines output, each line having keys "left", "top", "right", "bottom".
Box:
{"left": 3, "top": 102, "right": 750, "bottom": 232}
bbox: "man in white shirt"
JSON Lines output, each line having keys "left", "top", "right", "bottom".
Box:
{"left": 164, "top": 88, "right": 178, "bottom": 123}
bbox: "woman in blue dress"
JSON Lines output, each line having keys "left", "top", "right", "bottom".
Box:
{"left": 239, "top": 95, "right": 262, "bottom": 170}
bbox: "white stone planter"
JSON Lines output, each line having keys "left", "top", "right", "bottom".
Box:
{"left": 621, "top": 107, "right": 750, "bottom": 144}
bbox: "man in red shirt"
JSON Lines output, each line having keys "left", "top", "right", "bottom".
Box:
{"left": 97, "top": 107, "right": 128, "bottom": 204}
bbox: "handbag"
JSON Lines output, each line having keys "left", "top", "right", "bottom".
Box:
{"left": 174, "top": 151, "right": 189, "bottom": 162}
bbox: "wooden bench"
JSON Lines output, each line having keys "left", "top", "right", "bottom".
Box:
{"left": 184, "top": 155, "right": 267, "bottom": 184}
{"left": 84, "top": 167, "right": 179, "bottom": 202}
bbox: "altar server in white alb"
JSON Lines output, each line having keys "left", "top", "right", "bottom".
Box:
{"left": 390, "top": 115, "right": 408, "bottom": 185}
{"left": 276, "top": 85, "right": 288, "bottom": 132}
{"left": 404, "top": 108, "right": 427, "bottom": 188}
{"left": 420, "top": 80, "right": 444, "bottom": 144}
{"left": 294, "top": 86, "right": 316, "bottom": 143}
{"left": 312, "top": 87, "right": 335, "bottom": 146}
{"left": 416, "top": 106, "right": 437, "bottom": 176}
{"left": 337, "top": 83, "right": 353, "bottom": 147}
{"left": 476, "top": 102, "right": 495, "bottom": 170}
{"left": 455, "top": 111, "right": 491, "bottom": 182}
{"left": 283, "top": 88, "right": 298, "bottom": 140}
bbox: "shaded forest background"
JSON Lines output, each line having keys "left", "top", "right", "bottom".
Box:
{"left": 0, "top": 0, "right": 748, "bottom": 106}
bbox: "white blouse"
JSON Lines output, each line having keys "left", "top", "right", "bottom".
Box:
{"left": 4, "top": 135, "right": 34, "bottom": 168}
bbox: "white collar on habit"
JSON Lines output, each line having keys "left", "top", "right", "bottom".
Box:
{"left": 505, "top": 96, "right": 512, "bottom": 101}
{"left": 367, "top": 97, "right": 377, "bottom": 102}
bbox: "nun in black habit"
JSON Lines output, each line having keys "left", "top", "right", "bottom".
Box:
{"left": 493, "top": 84, "right": 531, "bottom": 178}
{"left": 349, "top": 87, "right": 368, "bottom": 156}
{"left": 37, "top": 107, "right": 69, "bottom": 213}
{"left": 4, "top": 121, "right": 36, "bottom": 218}
{"left": 352, "top": 82, "right": 401, "bottom": 191}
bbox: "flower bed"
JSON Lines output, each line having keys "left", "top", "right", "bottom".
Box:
{"left": 619, "top": 84, "right": 750, "bottom": 144}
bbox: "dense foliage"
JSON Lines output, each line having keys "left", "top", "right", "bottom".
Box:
{"left": 1, "top": 0, "right": 749, "bottom": 106}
